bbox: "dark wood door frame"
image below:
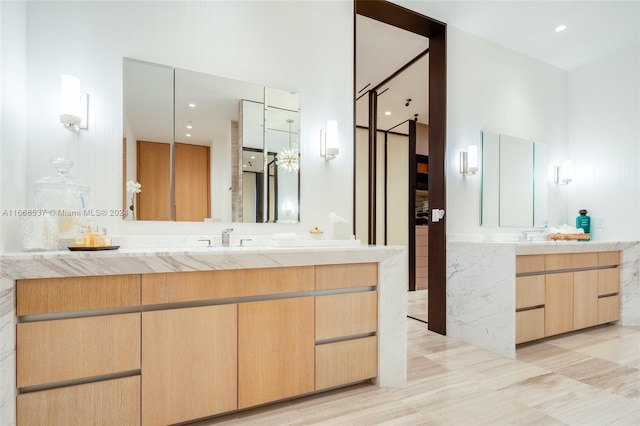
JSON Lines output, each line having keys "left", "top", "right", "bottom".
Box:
{"left": 355, "top": 0, "right": 447, "bottom": 335}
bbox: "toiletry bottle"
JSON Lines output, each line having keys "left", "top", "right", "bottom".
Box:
{"left": 576, "top": 209, "right": 591, "bottom": 241}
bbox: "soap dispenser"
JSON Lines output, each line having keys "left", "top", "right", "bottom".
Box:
{"left": 576, "top": 209, "right": 591, "bottom": 240}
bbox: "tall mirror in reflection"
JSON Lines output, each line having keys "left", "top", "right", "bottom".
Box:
{"left": 123, "top": 58, "right": 301, "bottom": 223}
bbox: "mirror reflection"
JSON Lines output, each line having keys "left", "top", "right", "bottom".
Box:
{"left": 481, "top": 131, "right": 548, "bottom": 227}
{"left": 123, "top": 58, "right": 300, "bottom": 223}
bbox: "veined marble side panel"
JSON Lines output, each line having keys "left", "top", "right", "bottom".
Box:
{"left": 0, "top": 277, "right": 15, "bottom": 426}
{"left": 621, "top": 243, "right": 640, "bottom": 326}
{"left": 376, "top": 248, "right": 408, "bottom": 387}
{"left": 447, "top": 242, "right": 516, "bottom": 358}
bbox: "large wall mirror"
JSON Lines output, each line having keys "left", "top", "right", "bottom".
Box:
{"left": 481, "top": 131, "right": 548, "bottom": 227}
{"left": 123, "top": 58, "right": 300, "bottom": 223}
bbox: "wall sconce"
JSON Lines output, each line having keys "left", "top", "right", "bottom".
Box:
{"left": 459, "top": 145, "right": 478, "bottom": 175}
{"left": 284, "top": 201, "right": 293, "bottom": 215}
{"left": 59, "top": 74, "right": 88, "bottom": 131}
{"left": 554, "top": 160, "right": 573, "bottom": 185}
{"left": 320, "top": 120, "right": 339, "bottom": 160}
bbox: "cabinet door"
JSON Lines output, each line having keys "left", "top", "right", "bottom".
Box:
{"left": 545, "top": 272, "right": 573, "bottom": 336}
{"left": 17, "top": 376, "right": 140, "bottom": 426}
{"left": 573, "top": 270, "right": 598, "bottom": 330}
{"left": 142, "top": 305, "right": 237, "bottom": 426}
{"left": 238, "top": 297, "right": 315, "bottom": 409}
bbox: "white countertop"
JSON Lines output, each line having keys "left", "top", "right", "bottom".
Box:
{"left": 0, "top": 245, "right": 405, "bottom": 280}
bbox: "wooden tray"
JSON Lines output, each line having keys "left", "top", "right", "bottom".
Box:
{"left": 549, "top": 234, "right": 590, "bottom": 241}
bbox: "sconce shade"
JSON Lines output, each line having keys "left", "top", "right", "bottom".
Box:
{"left": 554, "top": 160, "right": 573, "bottom": 184}
{"left": 60, "top": 74, "right": 81, "bottom": 129}
{"left": 321, "top": 120, "right": 339, "bottom": 160}
{"left": 460, "top": 144, "right": 478, "bottom": 175}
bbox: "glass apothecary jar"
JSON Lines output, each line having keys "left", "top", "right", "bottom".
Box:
{"left": 33, "top": 157, "right": 90, "bottom": 249}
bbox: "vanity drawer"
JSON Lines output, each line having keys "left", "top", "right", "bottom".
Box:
{"left": 315, "top": 263, "right": 378, "bottom": 290}
{"left": 142, "top": 270, "right": 244, "bottom": 304}
{"left": 545, "top": 253, "right": 598, "bottom": 271}
{"left": 598, "top": 295, "right": 620, "bottom": 324}
{"left": 516, "top": 255, "right": 545, "bottom": 274}
{"left": 516, "top": 275, "right": 545, "bottom": 309}
{"left": 598, "top": 267, "right": 620, "bottom": 295}
{"left": 516, "top": 308, "right": 545, "bottom": 344}
{"left": 243, "top": 266, "right": 315, "bottom": 296}
{"left": 17, "top": 275, "right": 140, "bottom": 315}
{"left": 17, "top": 376, "right": 140, "bottom": 426}
{"left": 316, "top": 291, "right": 377, "bottom": 340}
{"left": 17, "top": 313, "right": 140, "bottom": 388}
{"left": 315, "top": 336, "right": 377, "bottom": 390}
{"left": 598, "top": 251, "right": 620, "bottom": 267}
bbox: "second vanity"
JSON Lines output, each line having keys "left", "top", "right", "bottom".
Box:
{"left": 0, "top": 245, "right": 407, "bottom": 426}
{"left": 447, "top": 239, "right": 640, "bottom": 358}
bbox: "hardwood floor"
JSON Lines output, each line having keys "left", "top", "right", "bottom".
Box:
{"left": 198, "top": 317, "right": 640, "bottom": 425}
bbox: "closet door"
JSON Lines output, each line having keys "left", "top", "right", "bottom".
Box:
{"left": 137, "top": 141, "right": 171, "bottom": 221}
{"left": 175, "top": 143, "right": 211, "bottom": 221}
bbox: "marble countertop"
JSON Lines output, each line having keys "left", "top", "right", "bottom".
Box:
{"left": 0, "top": 245, "right": 405, "bottom": 280}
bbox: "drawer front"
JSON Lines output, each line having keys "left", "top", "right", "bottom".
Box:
{"left": 598, "top": 295, "right": 620, "bottom": 324}
{"left": 516, "top": 255, "right": 545, "bottom": 274}
{"left": 17, "top": 275, "right": 140, "bottom": 315}
{"left": 516, "top": 275, "right": 545, "bottom": 309}
{"left": 244, "top": 266, "right": 315, "bottom": 296}
{"left": 316, "top": 336, "right": 377, "bottom": 390}
{"left": 598, "top": 251, "right": 620, "bottom": 267}
{"left": 598, "top": 267, "right": 620, "bottom": 295}
{"left": 545, "top": 253, "right": 598, "bottom": 271}
{"left": 142, "top": 270, "right": 243, "bottom": 304}
{"left": 17, "top": 376, "right": 140, "bottom": 426}
{"left": 17, "top": 313, "right": 141, "bottom": 388}
{"left": 316, "top": 291, "right": 377, "bottom": 341}
{"left": 516, "top": 308, "right": 545, "bottom": 344}
{"left": 315, "top": 263, "right": 378, "bottom": 290}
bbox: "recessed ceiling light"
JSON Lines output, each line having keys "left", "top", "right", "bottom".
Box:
{"left": 555, "top": 25, "right": 566, "bottom": 32}
{"left": 185, "top": 133, "right": 191, "bottom": 137}
{"left": 250, "top": 156, "right": 256, "bottom": 160}
{"left": 188, "top": 103, "right": 196, "bottom": 108}
{"left": 243, "top": 164, "right": 247, "bottom": 168}
{"left": 385, "top": 111, "right": 391, "bottom": 116}
{"left": 186, "top": 122, "right": 193, "bottom": 129}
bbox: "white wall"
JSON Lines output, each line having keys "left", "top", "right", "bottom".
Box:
{"left": 0, "top": 1, "right": 28, "bottom": 251}
{"left": 1, "top": 1, "right": 353, "bottom": 250}
{"left": 567, "top": 45, "right": 640, "bottom": 242}
{"left": 446, "top": 26, "right": 569, "bottom": 236}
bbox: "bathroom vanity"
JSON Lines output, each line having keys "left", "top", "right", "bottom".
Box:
{"left": 0, "top": 245, "right": 407, "bottom": 426}
{"left": 447, "top": 239, "right": 639, "bottom": 358}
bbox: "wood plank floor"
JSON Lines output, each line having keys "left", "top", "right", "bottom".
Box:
{"left": 198, "top": 317, "right": 640, "bottom": 425}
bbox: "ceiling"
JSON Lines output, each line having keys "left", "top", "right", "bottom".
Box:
{"left": 356, "top": 0, "right": 640, "bottom": 131}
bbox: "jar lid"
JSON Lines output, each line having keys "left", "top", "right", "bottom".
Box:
{"left": 33, "top": 157, "right": 89, "bottom": 192}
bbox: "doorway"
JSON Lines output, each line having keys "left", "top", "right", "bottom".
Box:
{"left": 354, "top": 0, "right": 446, "bottom": 335}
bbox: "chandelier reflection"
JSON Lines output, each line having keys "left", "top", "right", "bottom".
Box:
{"left": 276, "top": 119, "right": 299, "bottom": 173}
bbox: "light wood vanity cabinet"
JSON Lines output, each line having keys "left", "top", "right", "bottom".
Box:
{"left": 238, "top": 297, "right": 315, "bottom": 408}
{"left": 16, "top": 275, "right": 142, "bottom": 426}
{"left": 314, "top": 263, "right": 378, "bottom": 390}
{"left": 142, "top": 305, "right": 238, "bottom": 425}
{"left": 516, "top": 251, "right": 620, "bottom": 345}
{"left": 16, "top": 263, "right": 379, "bottom": 425}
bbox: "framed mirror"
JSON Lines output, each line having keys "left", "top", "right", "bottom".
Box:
{"left": 481, "top": 131, "right": 548, "bottom": 227}
{"left": 123, "top": 58, "right": 301, "bottom": 223}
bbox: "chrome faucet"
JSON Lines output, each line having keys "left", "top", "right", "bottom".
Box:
{"left": 221, "top": 228, "right": 234, "bottom": 247}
